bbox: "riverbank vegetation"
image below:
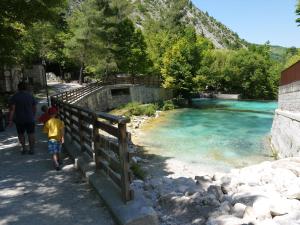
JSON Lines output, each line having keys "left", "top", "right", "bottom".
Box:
{"left": 110, "top": 100, "right": 176, "bottom": 117}
{"left": 1, "top": 0, "right": 299, "bottom": 100}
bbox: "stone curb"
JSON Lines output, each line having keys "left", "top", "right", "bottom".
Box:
{"left": 63, "top": 134, "right": 159, "bottom": 225}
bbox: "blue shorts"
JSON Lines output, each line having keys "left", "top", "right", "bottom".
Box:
{"left": 48, "top": 140, "right": 62, "bottom": 154}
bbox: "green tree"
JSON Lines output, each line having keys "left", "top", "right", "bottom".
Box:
{"left": 161, "top": 27, "right": 201, "bottom": 98}
{"left": 66, "top": 0, "right": 149, "bottom": 81}
{"left": 19, "top": 21, "right": 69, "bottom": 78}
{"left": 115, "top": 21, "right": 151, "bottom": 75}
{"left": 197, "top": 44, "right": 280, "bottom": 99}
{"left": 0, "top": 0, "right": 67, "bottom": 66}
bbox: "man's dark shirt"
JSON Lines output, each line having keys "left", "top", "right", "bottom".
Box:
{"left": 10, "top": 91, "right": 37, "bottom": 124}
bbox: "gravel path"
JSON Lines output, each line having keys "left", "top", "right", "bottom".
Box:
{"left": 0, "top": 83, "right": 116, "bottom": 225}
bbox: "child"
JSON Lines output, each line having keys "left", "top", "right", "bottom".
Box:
{"left": 43, "top": 107, "right": 64, "bottom": 171}
{"left": 38, "top": 105, "right": 50, "bottom": 124}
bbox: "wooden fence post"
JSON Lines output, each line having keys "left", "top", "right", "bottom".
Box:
{"left": 78, "top": 109, "right": 84, "bottom": 152}
{"left": 118, "top": 122, "right": 131, "bottom": 203}
{"left": 92, "top": 113, "right": 101, "bottom": 171}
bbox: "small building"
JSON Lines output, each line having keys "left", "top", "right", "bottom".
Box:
{"left": 0, "top": 64, "right": 46, "bottom": 93}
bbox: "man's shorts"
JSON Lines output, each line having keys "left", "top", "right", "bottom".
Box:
{"left": 16, "top": 122, "right": 35, "bottom": 134}
{"left": 48, "top": 139, "right": 62, "bottom": 154}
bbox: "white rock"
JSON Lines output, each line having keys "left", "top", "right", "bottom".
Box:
{"left": 232, "top": 203, "right": 247, "bottom": 218}
{"left": 243, "top": 206, "right": 256, "bottom": 220}
{"left": 132, "top": 156, "right": 142, "bottom": 163}
{"left": 177, "top": 185, "right": 189, "bottom": 193}
{"left": 149, "top": 178, "right": 162, "bottom": 188}
{"left": 206, "top": 215, "right": 250, "bottom": 225}
{"left": 270, "top": 197, "right": 300, "bottom": 216}
{"left": 212, "top": 172, "right": 226, "bottom": 182}
{"left": 252, "top": 196, "right": 272, "bottom": 220}
{"left": 207, "top": 185, "right": 224, "bottom": 201}
{"left": 273, "top": 211, "right": 300, "bottom": 225}
{"left": 284, "top": 179, "right": 300, "bottom": 199}
{"left": 258, "top": 219, "right": 280, "bottom": 225}
{"left": 219, "top": 201, "right": 231, "bottom": 213}
{"left": 264, "top": 168, "right": 297, "bottom": 191}
{"left": 271, "top": 160, "right": 300, "bottom": 177}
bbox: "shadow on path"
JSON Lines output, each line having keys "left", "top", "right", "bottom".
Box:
{"left": 0, "top": 85, "right": 115, "bottom": 225}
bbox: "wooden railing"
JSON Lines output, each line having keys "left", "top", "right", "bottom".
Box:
{"left": 51, "top": 84, "right": 133, "bottom": 203}
{"left": 104, "top": 75, "right": 161, "bottom": 87}
{"left": 281, "top": 60, "right": 300, "bottom": 86}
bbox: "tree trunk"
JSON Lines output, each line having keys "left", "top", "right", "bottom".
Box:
{"left": 79, "top": 64, "right": 83, "bottom": 85}
{"left": 59, "top": 65, "right": 64, "bottom": 81}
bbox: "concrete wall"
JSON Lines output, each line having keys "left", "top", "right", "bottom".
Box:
{"left": 271, "top": 81, "right": 300, "bottom": 157}
{"left": 76, "top": 84, "right": 173, "bottom": 112}
{"left": 0, "top": 65, "right": 45, "bottom": 92}
{"left": 214, "top": 93, "right": 240, "bottom": 100}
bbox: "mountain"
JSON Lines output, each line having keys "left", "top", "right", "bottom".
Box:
{"left": 68, "top": 0, "right": 247, "bottom": 49}
{"left": 270, "top": 45, "right": 288, "bottom": 62}
{"left": 130, "top": 0, "right": 247, "bottom": 49}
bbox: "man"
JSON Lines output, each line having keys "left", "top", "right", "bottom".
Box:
{"left": 8, "top": 82, "right": 37, "bottom": 154}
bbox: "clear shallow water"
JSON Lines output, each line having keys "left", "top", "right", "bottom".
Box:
{"left": 138, "top": 99, "right": 278, "bottom": 172}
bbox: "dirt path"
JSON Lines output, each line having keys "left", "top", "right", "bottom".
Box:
{"left": 0, "top": 83, "right": 115, "bottom": 225}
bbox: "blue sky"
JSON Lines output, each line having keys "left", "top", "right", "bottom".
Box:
{"left": 192, "top": 0, "right": 300, "bottom": 47}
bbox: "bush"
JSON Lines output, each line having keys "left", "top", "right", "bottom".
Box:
{"left": 142, "top": 104, "right": 158, "bottom": 116}
{"left": 130, "top": 163, "right": 146, "bottom": 180}
{"left": 123, "top": 102, "right": 158, "bottom": 117}
{"left": 162, "top": 100, "right": 175, "bottom": 111}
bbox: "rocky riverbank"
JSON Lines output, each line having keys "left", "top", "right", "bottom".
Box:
{"left": 128, "top": 115, "right": 300, "bottom": 225}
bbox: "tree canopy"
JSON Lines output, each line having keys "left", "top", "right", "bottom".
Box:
{"left": 296, "top": 0, "right": 300, "bottom": 25}
{"left": 0, "top": 0, "right": 67, "bottom": 66}
{"left": 1, "top": 0, "right": 291, "bottom": 100}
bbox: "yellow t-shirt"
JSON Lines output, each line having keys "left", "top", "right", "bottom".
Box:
{"left": 43, "top": 117, "right": 64, "bottom": 141}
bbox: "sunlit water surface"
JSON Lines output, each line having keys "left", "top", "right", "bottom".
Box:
{"left": 137, "top": 99, "right": 278, "bottom": 173}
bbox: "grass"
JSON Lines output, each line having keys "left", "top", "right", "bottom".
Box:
{"left": 130, "top": 163, "right": 146, "bottom": 180}
{"left": 110, "top": 100, "right": 177, "bottom": 117}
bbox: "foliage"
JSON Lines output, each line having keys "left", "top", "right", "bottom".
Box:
{"left": 65, "top": 0, "right": 151, "bottom": 81}
{"left": 0, "top": 0, "right": 67, "bottom": 66}
{"left": 19, "top": 21, "right": 69, "bottom": 70}
{"left": 122, "top": 102, "right": 158, "bottom": 117}
{"left": 161, "top": 27, "right": 202, "bottom": 98}
{"left": 161, "top": 100, "right": 175, "bottom": 111}
{"left": 130, "top": 163, "right": 146, "bottom": 180}
{"left": 296, "top": 0, "right": 300, "bottom": 25}
{"left": 196, "top": 44, "right": 280, "bottom": 99}
{"left": 283, "top": 48, "right": 300, "bottom": 69}
{"left": 1, "top": 0, "right": 286, "bottom": 101}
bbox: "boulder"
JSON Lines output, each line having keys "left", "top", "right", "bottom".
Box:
{"left": 252, "top": 196, "right": 272, "bottom": 220}
{"left": 273, "top": 211, "right": 300, "bottom": 225}
{"left": 269, "top": 197, "right": 300, "bottom": 217}
{"left": 232, "top": 202, "right": 247, "bottom": 218}
{"left": 207, "top": 185, "right": 224, "bottom": 201}
{"left": 206, "top": 215, "right": 250, "bottom": 225}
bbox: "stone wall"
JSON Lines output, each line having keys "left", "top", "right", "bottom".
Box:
{"left": 271, "top": 81, "right": 300, "bottom": 157}
{"left": 214, "top": 93, "right": 240, "bottom": 100}
{"left": 76, "top": 84, "right": 173, "bottom": 112}
{"left": 0, "top": 64, "right": 45, "bottom": 92}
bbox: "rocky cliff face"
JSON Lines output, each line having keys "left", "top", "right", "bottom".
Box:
{"left": 130, "top": 0, "right": 247, "bottom": 49}
{"left": 68, "top": 0, "right": 247, "bottom": 49}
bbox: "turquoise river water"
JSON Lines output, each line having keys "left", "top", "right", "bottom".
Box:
{"left": 137, "top": 99, "right": 278, "bottom": 172}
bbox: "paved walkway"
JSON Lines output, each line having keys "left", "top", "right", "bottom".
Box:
{"left": 0, "top": 83, "right": 115, "bottom": 225}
